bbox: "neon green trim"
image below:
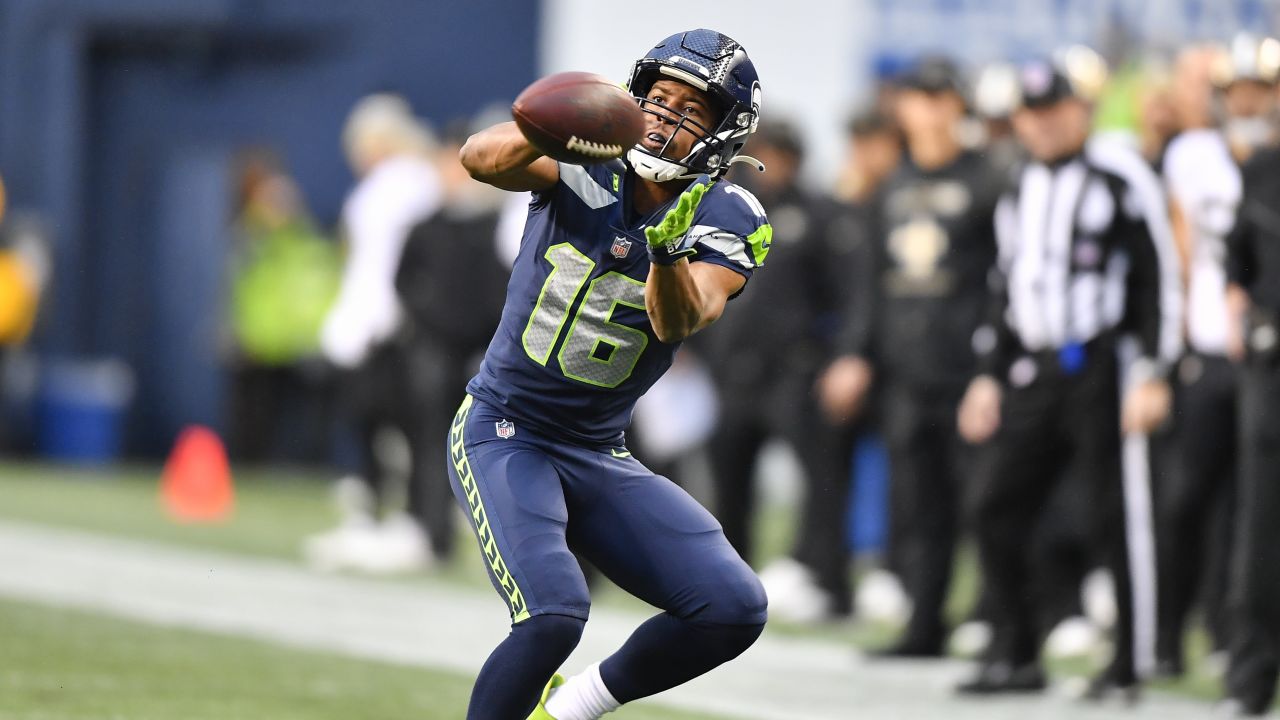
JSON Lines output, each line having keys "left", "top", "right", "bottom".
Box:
{"left": 610, "top": 448, "right": 632, "bottom": 458}
{"left": 611, "top": 173, "right": 620, "bottom": 192}
{"left": 521, "top": 243, "right": 595, "bottom": 366}
{"left": 557, "top": 271, "right": 649, "bottom": 388}
{"left": 747, "top": 223, "right": 773, "bottom": 266}
{"left": 450, "top": 395, "right": 531, "bottom": 623}
{"left": 527, "top": 674, "right": 566, "bottom": 720}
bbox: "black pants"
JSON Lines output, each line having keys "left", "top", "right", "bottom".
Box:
{"left": 345, "top": 335, "right": 470, "bottom": 560}
{"left": 1155, "top": 353, "right": 1237, "bottom": 664}
{"left": 971, "top": 346, "right": 1138, "bottom": 678}
{"left": 1226, "top": 359, "right": 1280, "bottom": 712}
{"left": 707, "top": 372, "right": 855, "bottom": 615}
{"left": 881, "top": 383, "right": 966, "bottom": 645}
{"left": 229, "top": 362, "right": 335, "bottom": 465}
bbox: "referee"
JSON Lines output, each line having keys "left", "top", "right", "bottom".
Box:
{"left": 1223, "top": 143, "right": 1280, "bottom": 716}
{"left": 955, "top": 48, "right": 1182, "bottom": 696}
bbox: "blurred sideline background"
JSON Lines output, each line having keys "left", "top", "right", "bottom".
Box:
{"left": 2, "top": 1, "right": 1279, "bottom": 719}
{"left": 1, "top": 0, "right": 1271, "bottom": 458}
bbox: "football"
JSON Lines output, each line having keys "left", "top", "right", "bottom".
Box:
{"left": 512, "top": 71, "right": 645, "bottom": 165}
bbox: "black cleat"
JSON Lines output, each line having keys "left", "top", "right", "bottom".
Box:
{"left": 1153, "top": 656, "right": 1185, "bottom": 680}
{"left": 1080, "top": 667, "right": 1141, "bottom": 704}
{"left": 955, "top": 661, "right": 1047, "bottom": 695}
{"left": 867, "top": 637, "right": 945, "bottom": 660}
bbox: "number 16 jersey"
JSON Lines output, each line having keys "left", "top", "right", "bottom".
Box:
{"left": 467, "top": 160, "right": 771, "bottom": 446}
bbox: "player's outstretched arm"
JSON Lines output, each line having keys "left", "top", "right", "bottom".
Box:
{"left": 646, "top": 262, "right": 744, "bottom": 343}
{"left": 642, "top": 181, "right": 746, "bottom": 342}
{"left": 459, "top": 121, "right": 559, "bottom": 192}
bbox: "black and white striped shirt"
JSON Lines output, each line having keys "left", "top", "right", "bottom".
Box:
{"left": 976, "top": 137, "right": 1183, "bottom": 381}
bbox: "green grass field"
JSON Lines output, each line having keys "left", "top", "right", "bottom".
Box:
{"left": 0, "top": 460, "right": 1241, "bottom": 716}
{"left": 0, "top": 596, "right": 732, "bottom": 720}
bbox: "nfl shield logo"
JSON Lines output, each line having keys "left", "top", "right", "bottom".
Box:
{"left": 495, "top": 419, "right": 516, "bottom": 439}
{"left": 610, "top": 236, "right": 632, "bottom": 259}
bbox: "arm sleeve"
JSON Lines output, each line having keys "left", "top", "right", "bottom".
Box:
{"left": 973, "top": 195, "right": 1019, "bottom": 380}
{"left": 1085, "top": 142, "right": 1184, "bottom": 379}
{"left": 831, "top": 198, "right": 882, "bottom": 360}
{"left": 1118, "top": 173, "right": 1184, "bottom": 378}
{"left": 1227, "top": 163, "right": 1259, "bottom": 289}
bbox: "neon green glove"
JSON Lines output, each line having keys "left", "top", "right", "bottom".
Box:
{"left": 644, "top": 182, "right": 709, "bottom": 265}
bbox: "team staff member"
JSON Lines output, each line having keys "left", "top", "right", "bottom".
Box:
{"left": 1222, "top": 142, "right": 1280, "bottom": 717}
{"left": 1153, "top": 41, "right": 1250, "bottom": 676}
{"left": 820, "top": 56, "right": 1003, "bottom": 656}
{"left": 394, "top": 121, "right": 511, "bottom": 564}
{"left": 699, "top": 120, "right": 852, "bottom": 621}
{"left": 955, "top": 48, "right": 1181, "bottom": 696}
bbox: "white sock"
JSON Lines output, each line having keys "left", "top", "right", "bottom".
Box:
{"left": 544, "top": 662, "right": 620, "bottom": 720}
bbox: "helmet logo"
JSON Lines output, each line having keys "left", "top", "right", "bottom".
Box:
{"left": 669, "top": 55, "right": 711, "bottom": 78}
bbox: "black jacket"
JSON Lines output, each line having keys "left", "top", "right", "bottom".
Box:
{"left": 837, "top": 150, "right": 1003, "bottom": 391}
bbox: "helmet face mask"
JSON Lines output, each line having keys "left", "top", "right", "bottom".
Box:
{"left": 626, "top": 29, "right": 762, "bottom": 182}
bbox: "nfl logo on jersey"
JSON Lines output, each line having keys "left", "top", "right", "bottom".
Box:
{"left": 610, "top": 236, "right": 632, "bottom": 259}
{"left": 495, "top": 419, "right": 516, "bottom": 439}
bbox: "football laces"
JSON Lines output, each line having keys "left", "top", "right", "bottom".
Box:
{"left": 566, "top": 136, "right": 622, "bottom": 158}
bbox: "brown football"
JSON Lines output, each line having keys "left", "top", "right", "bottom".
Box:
{"left": 512, "top": 71, "right": 645, "bottom": 165}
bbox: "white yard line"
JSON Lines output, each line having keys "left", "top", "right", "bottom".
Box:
{"left": 0, "top": 520, "right": 1211, "bottom": 720}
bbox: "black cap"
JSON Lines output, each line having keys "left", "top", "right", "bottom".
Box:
{"left": 1016, "top": 59, "right": 1076, "bottom": 108}
{"left": 897, "top": 56, "right": 965, "bottom": 95}
{"left": 1015, "top": 47, "right": 1108, "bottom": 109}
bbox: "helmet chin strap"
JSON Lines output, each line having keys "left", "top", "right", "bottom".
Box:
{"left": 726, "top": 154, "right": 766, "bottom": 173}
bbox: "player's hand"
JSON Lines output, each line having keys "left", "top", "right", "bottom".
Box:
{"left": 817, "top": 355, "right": 874, "bottom": 424}
{"left": 958, "top": 375, "right": 1002, "bottom": 444}
{"left": 1122, "top": 378, "right": 1172, "bottom": 435}
{"left": 645, "top": 182, "right": 709, "bottom": 265}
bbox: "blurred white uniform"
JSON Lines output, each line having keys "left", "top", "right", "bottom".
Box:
{"left": 1163, "top": 129, "right": 1242, "bottom": 355}
{"left": 308, "top": 152, "right": 440, "bottom": 574}
{"left": 321, "top": 156, "right": 442, "bottom": 368}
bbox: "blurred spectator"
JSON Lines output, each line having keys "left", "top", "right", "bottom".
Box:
{"left": 814, "top": 107, "right": 906, "bottom": 622}
{"left": 1153, "top": 41, "right": 1244, "bottom": 678}
{"left": 1136, "top": 70, "right": 1179, "bottom": 169}
{"left": 306, "top": 94, "right": 442, "bottom": 574}
{"left": 696, "top": 119, "right": 851, "bottom": 622}
{"left": 1215, "top": 33, "right": 1280, "bottom": 162}
{"left": 971, "top": 61, "right": 1025, "bottom": 177}
{"left": 833, "top": 111, "right": 903, "bottom": 204}
{"left": 1222, "top": 135, "right": 1280, "bottom": 718}
{"left": 0, "top": 173, "right": 46, "bottom": 450}
{"left": 226, "top": 150, "right": 341, "bottom": 464}
{"left": 955, "top": 47, "right": 1181, "bottom": 697}
{"left": 819, "top": 57, "right": 1003, "bottom": 657}
{"left": 392, "top": 120, "right": 510, "bottom": 563}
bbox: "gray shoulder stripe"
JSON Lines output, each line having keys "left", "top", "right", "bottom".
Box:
{"left": 690, "top": 225, "right": 753, "bottom": 268}
{"left": 558, "top": 163, "right": 617, "bottom": 209}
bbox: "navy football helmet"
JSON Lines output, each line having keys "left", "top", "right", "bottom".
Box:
{"left": 626, "top": 29, "right": 763, "bottom": 182}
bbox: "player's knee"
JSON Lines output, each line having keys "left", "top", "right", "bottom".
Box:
{"left": 515, "top": 613, "right": 587, "bottom": 660}
{"left": 696, "top": 560, "right": 769, "bottom": 627}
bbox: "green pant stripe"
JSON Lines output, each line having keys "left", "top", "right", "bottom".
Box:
{"left": 450, "top": 395, "right": 532, "bottom": 623}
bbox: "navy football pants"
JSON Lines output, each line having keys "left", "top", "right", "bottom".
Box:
{"left": 447, "top": 395, "right": 767, "bottom": 718}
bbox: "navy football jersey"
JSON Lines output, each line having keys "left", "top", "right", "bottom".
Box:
{"left": 467, "top": 161, "right": 772, "bottom": 446}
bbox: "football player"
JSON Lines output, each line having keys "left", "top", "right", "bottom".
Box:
{"left": 453, "top": 29, "right": 770, "bottom": 720}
